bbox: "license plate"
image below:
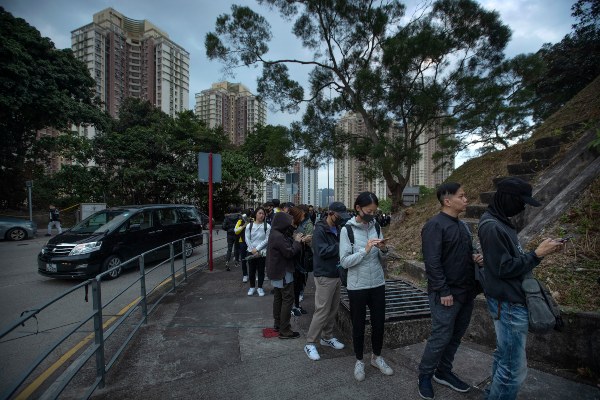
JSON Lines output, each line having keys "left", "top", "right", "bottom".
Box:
{"left": 46, "top": 263, "right": 57, "bottom": 272}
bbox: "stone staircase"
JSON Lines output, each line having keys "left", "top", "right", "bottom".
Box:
{"left": 463, "top": 122, "right": 599, "bottom": 241}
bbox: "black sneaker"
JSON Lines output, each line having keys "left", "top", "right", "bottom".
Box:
{"left": 273, "top": 325, "right": 279, "bottom": 332}
{"left": 418, "top": 374, "right": 434, "bottom": 400}
{"left": 278, "top": 331, "right": 300, "bottom": 339}
{"left": 299, "top": 306, "right": 307, "bottom": 314}
{"left": 291, "top": 307, "right": 302, "bottom": 317}
{"left": 433, "top": 370, "right": 470, "bottom": 393}
{"left": 45, "top": 233, "right": 51, "bottom": 236}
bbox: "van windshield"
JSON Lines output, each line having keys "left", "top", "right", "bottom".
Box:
{"left": 70, "top": 210, "right": 131, "bottom": 234}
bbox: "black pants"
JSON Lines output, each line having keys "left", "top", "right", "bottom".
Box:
{"left": 248, "top": 256, "right": 265, "bottom": 288}
{"left": 293, "top": 269, "right": 307, "bottom": 308}
{"left": 273, "top": 281, "right": 294, "bottom": 335}
{"left": 226, "top": 236, "right": 239, "bottom": 263}
{"left": 348, "top": 285, "right": 386, "bottom": 360}
{"left": 239, "top": 241, "right": 248, "bottom": 277}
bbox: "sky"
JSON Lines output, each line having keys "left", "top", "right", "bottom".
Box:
{"left": 1, "top": 0, "right": 577, "bottom": 188}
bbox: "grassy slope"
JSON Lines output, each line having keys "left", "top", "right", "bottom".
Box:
{"left": 387, "top": 75, "right": 600, "bottom": 312}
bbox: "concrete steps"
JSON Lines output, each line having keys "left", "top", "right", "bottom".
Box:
{"left": 521, "top": 145, "right": 561, "bottom": 162}
{"left": 465, "top": 204, "right": 487, "bottom": 219}
{"left": 506, "top": 159, "right": 551, "bottom": 175}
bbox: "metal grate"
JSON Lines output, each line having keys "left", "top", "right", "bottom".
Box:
{"left": 340, "top": 279, "right": 430, "bottom": 322}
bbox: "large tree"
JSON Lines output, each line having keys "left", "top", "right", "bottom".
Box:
{"left": 529, "top": 0, "right": 600, "bottom": 122}
{"left": 0, "top": 8, "right": 107, "bottom": 208}
{"left": 206, "top": 0, "right": 511, "bottom": 210}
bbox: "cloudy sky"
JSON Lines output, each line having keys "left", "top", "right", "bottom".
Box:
{"left": 2, "top": 0, "right": 576, "bottom": 188}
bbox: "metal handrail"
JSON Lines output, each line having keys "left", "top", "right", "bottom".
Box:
{"left": 0, "top": 231, "right": 209, "bottom": 400}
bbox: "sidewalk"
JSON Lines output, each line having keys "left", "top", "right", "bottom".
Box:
{"left": 84, "top": 259, "right": 600, "bottom": 400}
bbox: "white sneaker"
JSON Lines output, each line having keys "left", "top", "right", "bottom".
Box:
{"left": 371, "top": 354, "right": 394, "bottom": 376}
{"left": 242, "top": 275, "right": 248, "bottom": 283}
{"left": 257, "top": 288, "right": 265, "bottom": 296}
{"left": 354, "top": 360, "right": 365, "bottom": 382}
{"left": 320, "top": 337, "right": 345, "bottom": 350}
{"left": 247, "top": 288, "right": 256, "bottom": 296}
{"left": 304, "top": 344, "right": 320, "bottom": 361}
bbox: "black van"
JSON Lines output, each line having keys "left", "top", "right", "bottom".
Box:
{"left": 38, "top": 205, "right": 203, "bottom": 279}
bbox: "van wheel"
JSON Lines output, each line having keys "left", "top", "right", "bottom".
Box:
{"left": 102, "top": 255, "right": 122, "bottom": 279}
{"left": 184, "top": 241, "right": 193, "bottom": 258}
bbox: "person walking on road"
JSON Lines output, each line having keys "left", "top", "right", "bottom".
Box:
{"left": 46, "top": 205, "right": 62, "bottom": 236}
{"left": 478, "top": 177, "right": 564, "bottom": 400}
{"left": 303, "top": 201, "right": 349, "bottom": 362}
{"left": 417, "top": 182, "right": 483, "bottom": 400}
{"left": 339, "top": 192, "right": 393, "bottom": 382}
{"left": 244, "top": 207, "right": 270, "bottom": 296}
{"left": 265, "top": 211, "right": 305, "bottom": 339}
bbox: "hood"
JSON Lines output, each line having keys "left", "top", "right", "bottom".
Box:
{"left": 47, "top": 231, "right": 105, "bottom": 245}
{"left": 345, "top": 216, "right": 374, "bottom": 229}
{"left": 271, "top": 211, "right": 293, "bottom": 233}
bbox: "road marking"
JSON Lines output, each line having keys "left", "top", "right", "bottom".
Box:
{"left": 16, "top": 263, "right": 200, "bottom": 399}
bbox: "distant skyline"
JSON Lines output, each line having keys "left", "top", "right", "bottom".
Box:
{"left": 2, "top": 0, "right": 577, "bottom": 187}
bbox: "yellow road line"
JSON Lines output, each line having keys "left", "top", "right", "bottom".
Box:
{"left": 16, "top": 263, "right": 200, "bottom": 399}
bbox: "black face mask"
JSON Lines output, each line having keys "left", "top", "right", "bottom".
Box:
{"left": 359, "top": 208, "right": 375, "bottom": 223}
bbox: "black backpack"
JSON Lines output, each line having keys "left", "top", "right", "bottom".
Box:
{"left": 339, "top": 222, "right": 381, "bottom": 287}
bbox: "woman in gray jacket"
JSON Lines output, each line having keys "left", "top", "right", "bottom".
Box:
{"left": 340, "top": 192, "right": 393, "bottom": 382}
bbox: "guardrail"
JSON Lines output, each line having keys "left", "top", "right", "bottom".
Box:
{"left": 0, "top": 231, "right": 227, "bottom": 400}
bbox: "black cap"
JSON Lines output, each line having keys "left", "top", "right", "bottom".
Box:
{"left": 496, "top": 177, "right": 542, "bottom": 207}
{"left": 329, "top": 201, "right": 351, "bottom": 219}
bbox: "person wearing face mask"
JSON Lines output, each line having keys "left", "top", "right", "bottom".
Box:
{"left": 266, "top": 210, "right": 304, "bottom": 339}
{"left": 303, "top": 201, "right": 350, "bottom": 361}
{"left": 478, "top": 177, "right": 564, "bottom": 400}
{"left": 339, "top": 192, "right": 394, "bottom": 382}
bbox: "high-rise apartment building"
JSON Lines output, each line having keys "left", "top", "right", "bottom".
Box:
{"left": 299, "top": 159, "right": 318, "bottom": 206}
{"left": 71, "top": 8, "right": 189, "bottom": 119}
{"left": 334, "top": 113, "right": 454, "bottom": 205}
{"left": 194, "top": 82, "right": 267, "bottom": 146}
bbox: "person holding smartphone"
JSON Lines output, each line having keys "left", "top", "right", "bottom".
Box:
{"left": 339, "top": 192, "right": 393, "bottom": 382}
{"left": 417, "top": 182, "right": 483, "bottom": 400}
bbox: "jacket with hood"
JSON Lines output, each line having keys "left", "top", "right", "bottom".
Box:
{"left": 311, "top": 219, "right": 340, "bottom": 278}
{"left": 339, "top": 217, "right": 386, "bottom": 290}
{"left": 266, "top": 212, "right": 302, "bottom": 281}
{"left": 222, "top": 213, "right": 241, "bottom": 238}
{"left": 478, "top": 210, "right": 541, "bottom": 304}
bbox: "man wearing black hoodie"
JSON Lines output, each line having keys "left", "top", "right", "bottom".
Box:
{"left": 478, "top": 177, "right": 563, "bottom": 400}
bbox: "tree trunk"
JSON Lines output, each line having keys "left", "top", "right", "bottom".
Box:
{"left": 382, "top": 167, "right": 407, "bottom": 213}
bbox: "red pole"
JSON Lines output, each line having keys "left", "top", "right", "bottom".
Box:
{"left": 208, "top": 152, "right": 214, "bottom": 272}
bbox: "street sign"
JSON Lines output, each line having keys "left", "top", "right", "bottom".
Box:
{"left": 25, "top": 180, "right": 33, "bottom": 188}
{"left": 198, "top": 153, "right": 222, "bottom": 183}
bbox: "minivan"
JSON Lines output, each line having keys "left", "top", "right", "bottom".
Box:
{"left": 38, "top": 205, "right": 203, "bottom": 279}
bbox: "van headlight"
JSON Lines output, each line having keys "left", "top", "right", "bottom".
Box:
{"left": 69, "top": 242, "right": 102, "bottom": 256}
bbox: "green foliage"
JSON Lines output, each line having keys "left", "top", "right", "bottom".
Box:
{"left": 527, "top": 0, "right": 600, "bottom": 122}
{"left": 378, "top": 198, "right": 392, "bottom": 214}
{"left": 206, "top": 0, "right": 513, "bottom": 211}
{"left": 0, "top": 8, "right": 108, "bottom": 208}
{"left": 419, "top": 186, "right": 436, "bottom": 198}
{"left": 589, "top": 128, "right": 600, "bottom": 152}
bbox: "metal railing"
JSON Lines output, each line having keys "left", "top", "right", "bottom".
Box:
{"left": 0, "top": 232, "right": 211, "bottom": 400}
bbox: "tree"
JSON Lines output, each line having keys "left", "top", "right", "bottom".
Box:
{"left": 206, "top": 0, "right": 511, "bottom": 211}
{"left": 529, "top": 0, "right": 600, "bottom": 122}
{"left": 0, "top": 8, "right": 108, "bottom": 208}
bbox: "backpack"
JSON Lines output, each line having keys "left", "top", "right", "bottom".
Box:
{"left": 339, "top": 222, "right": 381, "bottom": 287}
{"left": 478, "top": 218, "right": 563, "bottom": 334}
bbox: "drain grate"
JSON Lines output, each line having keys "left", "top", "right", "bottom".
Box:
{"left": 340, "top": 279, "right": 430, "bottom": 322}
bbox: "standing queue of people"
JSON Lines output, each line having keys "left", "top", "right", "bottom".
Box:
{"left": 224, "top": 178, "right": 564, "bottom": 398}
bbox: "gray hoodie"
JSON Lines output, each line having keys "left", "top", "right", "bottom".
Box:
{"left": 339, "top": 217, "right": 386, "bottom": 290}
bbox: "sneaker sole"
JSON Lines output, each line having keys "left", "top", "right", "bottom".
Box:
{"left": 278, "top": 335, "right": 300, "bottom": 339}
{"left": 433, "top": 376, "right": 470, "bottom": 393}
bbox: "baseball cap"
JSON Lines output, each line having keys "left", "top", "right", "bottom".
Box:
{"left": 329, "top": 201, "right": 351, "bottom": 219}
{"left": 496, "top": 177, "right": 542, "bottom": 207}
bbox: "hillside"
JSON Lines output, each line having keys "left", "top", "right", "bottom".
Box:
{"left": 386, "top": 75, "right": 600, "bottom": 312}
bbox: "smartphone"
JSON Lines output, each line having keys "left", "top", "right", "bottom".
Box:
{"left": 380, "top": 237, "right": 393, "bottom": 243}
{"left": 556, "top": 235, "right": 573, "bottom": 243}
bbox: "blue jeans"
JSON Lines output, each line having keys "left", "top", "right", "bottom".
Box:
{"left": 485, "top": 297, "right": 529, "bottom": 400}
{"left": 419, "top": 292, "right": 474, "bottom": 376}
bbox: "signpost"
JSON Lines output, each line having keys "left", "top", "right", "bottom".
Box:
{"left": 25, "top": 181, "right": 33, "bottom": 222}
{"left": 198, "top": 153, "right": 222, "bottom": 271}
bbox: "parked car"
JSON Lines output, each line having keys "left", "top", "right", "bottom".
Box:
{"left": 38, "top": 205, "right": 203, "bottom": 280}
{"left": 0, "top": 216, "right": 37, "bottom": 241}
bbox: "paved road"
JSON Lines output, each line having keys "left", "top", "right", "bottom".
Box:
{"left": 0, "top": 228, "right": 229, "bottom": 395}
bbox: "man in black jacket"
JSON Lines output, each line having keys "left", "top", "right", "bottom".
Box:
{"left": 478, "top": 177, "right": 562, "bottom": 400}
{"left": 303, "top": 201, "right": 350, "bottom": 361}
{"left": 222, "top": 207, "right": 241, "bottom": 271}
{"left": 418, "top": 182, "right": 483, "bottom": 400}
